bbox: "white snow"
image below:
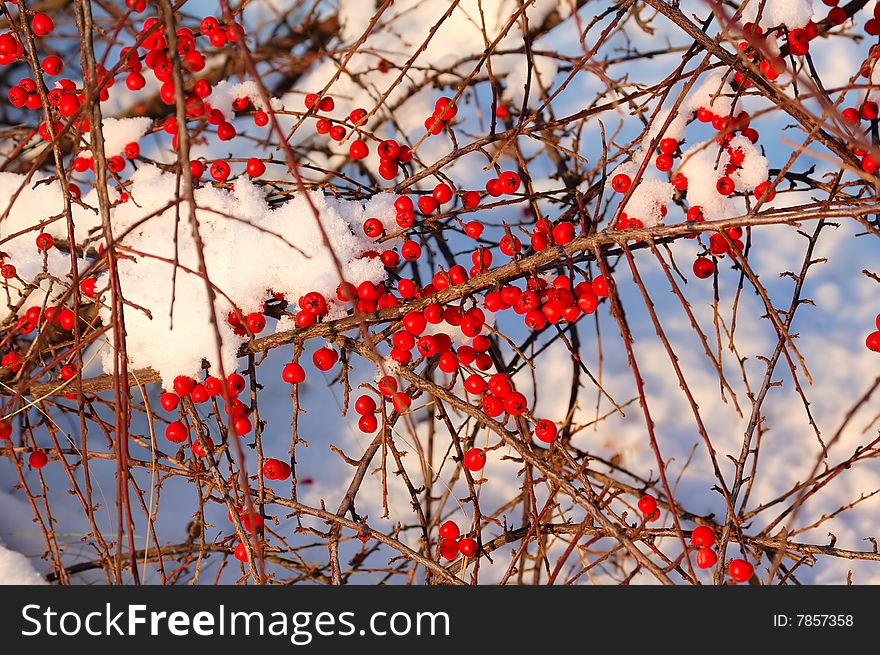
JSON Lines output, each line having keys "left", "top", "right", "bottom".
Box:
{"left": 209, "top": 80, "right": 284, "bottom": 121}
{"left": 0, "top": 542, "right": 45, "bottom": 585}
{"left": 605, "top": 68, "right": 769, "bottom": 225}
{"left": 727, "top": 134, "right": 769, "bottom": 190}
{"left": 0, "top": 164, "right": 399, "bottom": 386}
{"left": 86, "top": 117, "right": 152, "bottom": 158}
{"left": 101, "top": 166, "right": 397, "bottom": 385}
{"left": 686, "top": 69, "right": 736, "bottom": 118}
{"left": 758, "top": 0, "right": 815, "bottom": 30}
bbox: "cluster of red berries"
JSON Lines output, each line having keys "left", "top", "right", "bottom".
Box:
{"left": 227, "top": 307, "right": 269, "bottom": 337}
{"left": 484, "top": 170, "right": 521, "bottom": 198}
{"left": 438, "top": 520, "right": 477, "bottom": 560}
{"left": 691, "top": 525, "right": 718, "bottom": 569}
{"left": 262, "top": 457, "right": 292, "bottom": 481}
{"left": 730, "top": 23, "right": 788, "bottom": 87}
{"left": 351, "top": 380, "right": 412, "bottom": 433}
{"left": 841, "top": 100, "right": 880, "bottom": 174}
{"left": 71, "top": 141, "right": 142, "bottom": 183}
{"left": 691, "top": 526, "right": 754, "bottom": 582}
{"left": 526, "top": 217, "right": 578, "bottom": 250}
{"left": 425, "top": 97, "right": 457, "bottom": 136}
{"left": 865, "top": 314, "right": 880, "bottom": 353}
{"left": 229, "top": 506, "right": 264, "bottom": 562}
{"left": 306, "top": 93, "right": 348, "bottom": 142}
{"left": 337, "top": 280, "right": 398, "bottom": 314}
{"left": 485, "top": 273, "right": 605, "bottom": 332}
{"left": 160, "top": 372, "right": 251, "bottom": 447}
{"left": 8, "top": 303, "right": 78, "bottom": 337}
{"left": 375, "top": 138, "right": 413, "bottom": 181}
{"left": 0, "top": 29, "right": 24, "bottom": 67}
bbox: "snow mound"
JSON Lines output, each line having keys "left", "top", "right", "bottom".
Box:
{"left": 0, "top": 166, "right": 398, "bottom": 387}
{"left": 0, "top": 543, "right": 45, "bottom": 585}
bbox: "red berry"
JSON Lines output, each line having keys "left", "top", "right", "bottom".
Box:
{"left": 233, "top": 416, "right": 252, "bottom": 436}
{"left": 245, "top": 312, "right": 266, "bottom": 334}
{"left": 246, "top": 157, "right": 266, "bottom": 177}
{"left": 401, "top": 240, "right": 422, "bottom": 261}
{"left": 313, "top": 346, "right": 338, "bottom": 371}
{"left": 240, "top": 510, "right": 264, "bottom": 532}
{"left": 234, "top": 543, "right": 249, "bottom": 563}
{"left": 32, "top": 14, "right": 55, "bottom": 37}
{"left": 865, "top": 331, "right": 880, "bottom": 352}
{"left": 696, "top": 548, "right": 718, "bottom": 569}
{"left": 658, "top": 137, "right": 678, "bottom": 154}
{"left": 503, "top": 391, "right": 528, "bottom": 416}
{"left": 655, "top": 154, "right": 674, "bottom": 172}
{"left": 378, "top": 376, "right": 398, "bottom": 396}
{"left": 41, "top": 55, "right": 64, "bottom": 76}
{"left": 377, "top": 139, "right": 399, "bottom": 160}
{"left": 463, "top": 447, "right": 486, "bottom": 471}
{"left": 363, "top": 217, "right": 384, "bottom": 238}
{"left": 35, "top": 232, "right": 54, "bottom": 251}
{"left": 160, "top": 392, "right": 180, "bottom": 411}
{"left": 499, "top": 171, "right": 521, "bottom": 194}
{"left": 611, "top": 173, "right": 631, "bottom": 193}
{"left": 192, "top": 438, "right": 213, "bottom": 457}
{"left": 227, "top": 373, "right": 246, "bottom": 396}
{"left": 173, "top": 375, "right": 195, "bottom": 397}
{"left": 464, "top": 221, "right": 484, "bottom": 239}
{"left": 282, "top": 362, "right": 306, "bottom": 384}
{"left": 433, "top": 183, "right": 453, "bottom": 204}
{"left": 693, "top": 256, "right": 715, "bottom": 279}
{"left": 439, "top": 520, "right": 459, "bottom": 540}
{"left": 329, "top": 125, "right": 346, "bottom": 141}
{"left": 391, "top": 393, "right": 411, "bottom": 413}
{"left": 534, "top": 419, "right": 557, "bottom": 443}
{"left": 210, "top": 160, "right": 231, "bottom": 181}
{"left": 354, "top": 394, "right": 377, "bottom": 415}
{"left": 349, "top": 108, "right": 367, "bottom": 125}
{"left": 217, "top": 121, "right": 236, "bottom": 141}
{"left": 357, "top": 414, "right": 378, "bottom": 433}
{"left": 29, "top": 450, "right": 48, "bottom": 469}
{"left": 709, "top": 233, "right": 730, "bottom": 256}
{"left": 462, "top": 190, "right": 481, "bottom": 209}
{"left": 691, "top": 525, "right": 716, "bottom": 548}
{"left": 349, "top": 140, "right": 368, "bottom": 160}
{"left": 716, "top": 176, "right": 735, "bottom": 196}
{"left": 637, "top": 494, "right": 658, "bottom": 517}
{"left": 729, "top": 558, "right": 753, "bottom": 583}
{"left": 754, "top": 181, "right": 776, "bottom": 202}
{"left": 165, "top": 421, "right": 188, "bottom": 443}
{"left": 191, "top": 384, "right": 209, "bottom": 404}
{"left": 552, "top": 222, "right": 576, "bottom": 245}
{"left": 458, "top": 538, "right": 478, "bottom": 557}
{"left": 439, "top": 538, "right": 460, "bottom": 560}
{"left": 263, "top": 458, "right": 290, "bottom": 480}
{"left": 403, "top": 311, "right": 427, "bottom": 335}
